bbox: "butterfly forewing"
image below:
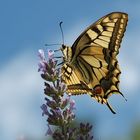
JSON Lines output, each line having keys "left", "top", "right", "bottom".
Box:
{"left": 72, "top": 12, "right": 128, "bottom": 56}
{"left": 61, "top": 12, "right": 128, "bottom": 113}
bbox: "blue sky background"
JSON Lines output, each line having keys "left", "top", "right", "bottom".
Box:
{"left": 0, "top": 0, "right": 140, "bottom": 140}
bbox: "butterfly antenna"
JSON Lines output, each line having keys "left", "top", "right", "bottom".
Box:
{"left": 57, "top": 61, "right": 64, "bottom": 66}
{"left": 45, "top": 44, "right": 62, "bottom": 52}
{"left": 45, "top": 43, "right": 61, "bottom": 46}
{"left": 59, "top": 21, "right": 64, "bottom": 45}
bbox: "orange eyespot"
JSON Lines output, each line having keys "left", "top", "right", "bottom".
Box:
{"left": 94, "top": 86, "right": 102, "bottom": 95}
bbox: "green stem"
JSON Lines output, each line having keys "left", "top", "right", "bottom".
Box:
{"left": 62, "top": 122, "right": 68, "bottom": 140}
{"left": 52, "top": 81, "right": 55, "bottom": 87}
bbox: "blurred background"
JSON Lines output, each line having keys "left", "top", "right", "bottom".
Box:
{"left": 0, "top": 0, "right": 140, "bottom": 140}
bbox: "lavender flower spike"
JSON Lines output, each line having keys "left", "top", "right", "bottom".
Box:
{"left": 38, "top": 48, "right": 94, "bottom": 140}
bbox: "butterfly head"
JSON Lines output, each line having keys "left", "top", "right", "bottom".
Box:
{"left": 61, "top": 44, "right": 72, "bottom": 63}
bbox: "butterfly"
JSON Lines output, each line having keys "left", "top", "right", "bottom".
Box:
{"left": 60, "top": 12, "right": 128, "bottom": 114}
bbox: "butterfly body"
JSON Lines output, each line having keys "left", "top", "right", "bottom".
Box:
{"left": 61, "top": 12, "right": 128, "bottom": 114}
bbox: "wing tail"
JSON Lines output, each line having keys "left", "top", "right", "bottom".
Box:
{"left": 106, "top": 101, "right": 116, "bottom": 114}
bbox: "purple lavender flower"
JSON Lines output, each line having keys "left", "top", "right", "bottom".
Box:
{"left": 38, "top": 49, "right": 59, "bottom": 82}
{"left": 38, "top": 48, "right": 93, "bottom": 140}
{"left": 60, "top": 96, "right": 70, "bottom": 109}
{"left": 48, "top": 49, "right": 54, "bottom": 59}
{"left": 38, "top": 49, "right": 47, "bottom": 73}
{"left": 38, "top": 49, "right": 45, "bottom": 60}
{"left": 69, "top": 99, "right": 76, "bottom": 111}
{"left": 38, "top": 61, "right": 46, "bottom": 73}
{"left": 46, "top": 124, "right": 53, "bottom": 136}
{"left": 41, "top": 104, "right": 49, "bottom": 116}
{"left": 78, "top": 123, "right": 93, "bottom": 140}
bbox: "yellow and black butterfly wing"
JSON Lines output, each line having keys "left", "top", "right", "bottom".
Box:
{"left": 62, "top": 12, "right": 128, "bottom": 113}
